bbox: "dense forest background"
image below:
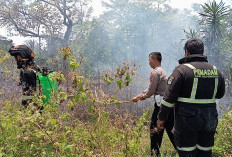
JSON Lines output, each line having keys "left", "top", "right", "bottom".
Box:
{"left": 0, "top": 0, "right": 231, "bottom": 156}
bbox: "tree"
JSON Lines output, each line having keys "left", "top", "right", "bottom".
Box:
{"left": 199, "top": 0, "right": 230, "bottom": 68}
{"left": 0, "top": 35, "right": 12, "bottom": 52}
{"left": 100, "top": 0, "right": 194, "bottom": 74}
{"left": 82, "top": 19, "right": 112, "bottom": 79}
{"left": 183, "top": 28, "right": 201, "bottom": 40}
{"left": 0, "top": 0, "right": 93, "bottom": 55}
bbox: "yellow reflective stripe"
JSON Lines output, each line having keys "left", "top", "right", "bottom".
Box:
{"left": 177, "top": 146, "right": 196, "bottom": 151}
{"left": 184, "top": 63, "right": 196, "bottom": 70}
{"left": 184, "top": 63, "right": 198, "bottom": 99}
{"left": 213, "top": 78, "right": 218, "bottom": 99}
{"left": 196, "top": 144, "right": 212, "bottom": 151}
{"left": 177, "top": 144, "right": 211, "bottom": 151}
{"left": 22, "top": 95, "right": 32, "bottom": 100}
{"left": 181, "top": 64, "right": 218, "bottom": 102}
{"left": 178, "top": 97, "right": 216, "bottom": 103}
{"left": 191, "top": 78, "right": 198, "bottom": 99}
{"left": 161, "top": 99, "right": 174, "bottom": 107}
{"left": 212, "top": 65, "right": 218, "bottom": 99}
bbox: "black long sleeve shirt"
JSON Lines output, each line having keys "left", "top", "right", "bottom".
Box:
{"left": 158, "top": 54, "right": 225, "bottom": 121}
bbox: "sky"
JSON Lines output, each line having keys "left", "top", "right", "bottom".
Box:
{"left": 92, "top": 0, "right": 229, "bottom": 15}
{"left": 168, "top": 0, "right": 215, "bottom": 10}
{"left": 1, "top": 0, "right": 230, "bottom": 45}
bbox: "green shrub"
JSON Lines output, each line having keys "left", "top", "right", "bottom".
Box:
{"left": 0, "top": 101, "right": 153, "bottom": 156}
{"left": 213, "top": 110, "right": 232, "bottom": 157}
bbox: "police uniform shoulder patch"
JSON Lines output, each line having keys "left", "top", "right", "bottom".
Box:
{"left": 168, "top": 76, "right": 174, "bottom": 85}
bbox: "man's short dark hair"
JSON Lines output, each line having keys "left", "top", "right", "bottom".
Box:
{"left": 184, "top": 38, "right": 204, "bottom": 54}
{"left": 149, "top": 52, "right": 162, "bottom": 62}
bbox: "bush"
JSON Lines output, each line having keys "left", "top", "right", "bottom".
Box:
{"left": 213, "top": 110, "right": 232, "bottom": 157}
{"left": 0, "top": 47, "right": 180, "bottom": 156}
{"left": 0, "top": 100, "right": 154, "bottom": 156}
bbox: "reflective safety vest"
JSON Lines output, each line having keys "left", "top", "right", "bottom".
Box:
{"left": 177, "top": 63, "right": 218, "bottom": 104}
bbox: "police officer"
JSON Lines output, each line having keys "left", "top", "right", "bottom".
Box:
{"left": 9, "top": 45, "right": 41, "bottom": 107}
{"left": 157, "top": 38, "right": 225, "bottom": 156}
{"left": 131, "top": 52, "right": 176, "bottom": 156}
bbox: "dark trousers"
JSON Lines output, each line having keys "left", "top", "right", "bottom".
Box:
{"left": 173, "top": 104, "right": 218, "bottom": 157}
{"left": 150, "top": 103, "right": 176, "bottom": 156}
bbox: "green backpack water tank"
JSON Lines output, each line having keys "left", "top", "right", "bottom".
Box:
{"left": 37, "top": 72, "right": 58, "bottom": 104}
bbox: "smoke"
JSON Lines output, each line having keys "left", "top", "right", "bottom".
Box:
{"left": 88, "top": 1, "right": 200, "bottom": 81}
{"left": 83, "top": 0, "right": 231, "bottom": 114}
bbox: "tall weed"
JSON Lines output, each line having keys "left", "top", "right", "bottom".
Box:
{"left": 213, "top": 110, "right": 232, "bottom": 157}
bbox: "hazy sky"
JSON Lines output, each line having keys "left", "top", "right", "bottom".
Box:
{"left": 168, "top": 0, "right": 224, "bottom": 9}
{"left": 92, "top": 0, "right": 228, "bottom": 16}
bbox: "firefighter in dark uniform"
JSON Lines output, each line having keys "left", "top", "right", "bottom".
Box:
{"left": 9, "top": 45, "right": 41, "bottom": 107}
{"left": 157, "top": 38, "right": 225, "bottom": 157}
{"left": 131, "top": 52, "right": 176, "bottom": 156}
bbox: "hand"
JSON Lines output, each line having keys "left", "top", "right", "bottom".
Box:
{"left": 131, "top": 96, "right": 140, "bottom": 102}
{"left": 17, "top": 81, "right": 21, "bottom": 86}
{"left": 150, "top": 127, "right": 160, "bottom": 134}
{"left": 157, "top": 120, "right": 165, "bottom": 130}
{"left": 131, "top": 96, "right": 144, "bottom": 102}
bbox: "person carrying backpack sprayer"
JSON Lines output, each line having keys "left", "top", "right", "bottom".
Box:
{"left": 8, "top": 45, "right": 58, "bottom": 108}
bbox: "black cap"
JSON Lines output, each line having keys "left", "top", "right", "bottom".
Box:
{"left": 8, "top": 45, "right": 34, "bottom": 60}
